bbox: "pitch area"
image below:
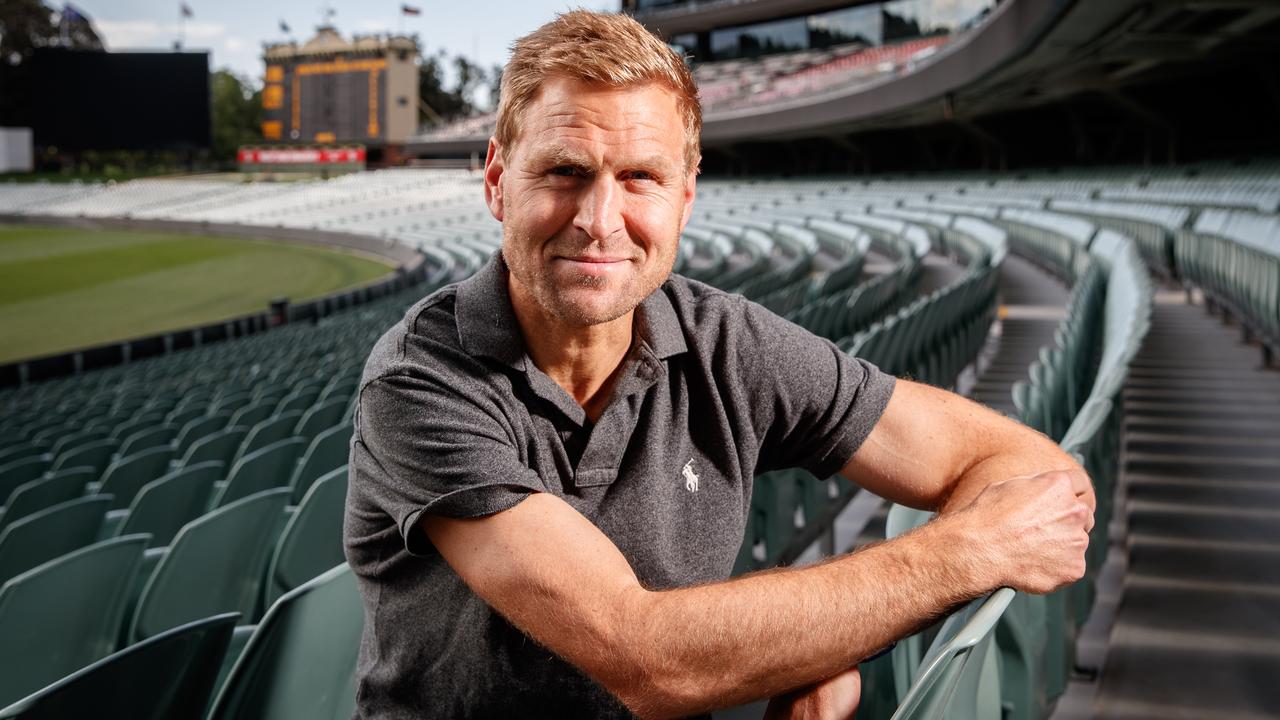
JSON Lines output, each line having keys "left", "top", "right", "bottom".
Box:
{"left": 0, "top": 224, "right": 395, "bottom": 363}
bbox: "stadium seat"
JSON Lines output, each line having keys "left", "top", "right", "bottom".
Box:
{"left": 289, "top": 423, "right": 351, "bottom": 503}
{"left": 48, "top": 438, "right": 117, "bottom": 477}
{"left": 294, "top": 399, "right": 349, "bottom": 440}
{"left": 266, "top": 466, "right": 348, "bottom": 606}
{"left": 891, "top": 589, "right": 1015, "bottom": 720}
{"left": 0, "top": 495, "right": 112, "bottom": 586}
{"left": 232, "top": 411, "right": 303, "bottom": 467}
{"left": 173, "top": 413, "right": 232, "bottom": 458}
{"left": 128, "top": 488, "right": 290, "bottom": 644}
{"left": 0, "top": 535, "right": 149, "bottom": 708}
{"left": 112, "top": 461, "right": 225, "bottom": 548}
{"left": 208, "top": 564, "right": 362, "bottom": 720}
{"left": 0, "top": 467, "right": 95, "bottom": 534}
{"left": 117, "top": 424, "right": 178, "bottom": 459}
{"left": 92, "top": 446, "right": 176, "bottom": 511}
{"left": 209, "top": 438, "right": 306, "bottom": 509}
{"left": 46, "top": 429, "right": 109, "bottom": 460}
{"left": 0, "top": 457, "right": 50, "bottom": 502}
{"left": 178, "top": 426, "right": 249, "bottom": 470}
{"left": 229, "top": 401, "right": 278, "bottom": 432}
{"left": 0, "top": 613, "right": 237, "bottom": 720}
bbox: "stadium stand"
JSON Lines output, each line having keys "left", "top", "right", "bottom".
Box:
{"left": 2, "top": 160, "right": 1279, "bottom": 718}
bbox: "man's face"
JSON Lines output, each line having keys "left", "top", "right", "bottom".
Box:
{"left": 484, "top": 76, "right": 697, "bottom": 327}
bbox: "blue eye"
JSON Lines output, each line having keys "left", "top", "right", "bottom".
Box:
{"left": 550, "top": 166, "right": 579, "bottom": 177}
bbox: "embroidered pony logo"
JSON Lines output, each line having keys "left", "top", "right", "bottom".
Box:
{"left": 682, "top": 458, "right": 700, "bottom": 493}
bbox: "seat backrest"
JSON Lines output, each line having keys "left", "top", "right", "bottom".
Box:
{"left": 890, "top": 588, "right": 1016, "bottom": 720}
{"left": 267, "top": 466, "right": 348, "bottom": 606}
{"left": 0, "top": 457, "right": 50, "bottom": 506}
{"left": 178, "top": 426, "right": 249, "bottom": 470}
{"left": 117, "top": 424, "right": 178, "bottom": 459}
{"left": 129, "top": 488, "right": 290, "bottom": 643}
{"left": 173, "top": 413, "right": 232, "bottom": 457}
{"left": 212, "top": 438, "right": 306, "bottom": 509}
{"left": 289, "top": 423, "right": 352, "bottom": 504}
{"left": 0, "top": 495, "right": 113, "bottom": 586}
{"left": 49, "top": 438, "right": 117, "bottom": 475}
{"left": 99, "top": 446, "right": 176, "bottom": 512}
{"left": 233, "top": 411, "right": 303, "bottom": 467}
{"left": 118, "top": 461, "right": 225, "bottom": 549}
{"left": 0, "top": 535, "right": 149, "bottom": 709}
{"left": 0, "top": 467, "right": 96, "bottom": 534}
{"left": 0, "top": 612, "right": 237, "bottom": 720}
{"left": 294, "top": 399, "right": 349, "bottom": 441}
{"left": 208, "top": 565, "right": 362, "bottom": 720}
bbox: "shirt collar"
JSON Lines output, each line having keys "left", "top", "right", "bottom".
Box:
{"left": 454, "top": 252, "right": 688, "bottom": 370}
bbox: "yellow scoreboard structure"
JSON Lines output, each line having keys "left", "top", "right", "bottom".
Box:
{"left": 261, "top": 27, "right": 418, "bottom": 150}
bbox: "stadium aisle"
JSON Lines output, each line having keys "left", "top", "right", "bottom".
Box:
{"left": 1091, "top": 295, "right": 1280, "bottom": 720}
{"left": 851, "top": 251, "right": 1070, "bottom": 548}
{"left": 970, "top": 254, "right": 1070, "bottom": 415}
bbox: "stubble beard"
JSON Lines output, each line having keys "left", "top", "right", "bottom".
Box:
{"left": 502, "top": 227, "right": 678, "bottom": 328}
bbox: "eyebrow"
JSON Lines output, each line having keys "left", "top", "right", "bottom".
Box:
{"left": 526, "top": 147, "right": 680, "bottom": 178}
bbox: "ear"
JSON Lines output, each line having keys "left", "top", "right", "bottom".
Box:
{"left": 677, "top": 164, "right": 698, "bottom": 233}
{"left": 483, "top": 138, "right": 505, "bottom": 222}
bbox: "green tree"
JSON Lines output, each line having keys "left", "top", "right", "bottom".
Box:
{"left": 210, "top": 68, "right": 262, "bottom": 163}
{"left": 418, "top": 50, "right": 495, "bottom": 128}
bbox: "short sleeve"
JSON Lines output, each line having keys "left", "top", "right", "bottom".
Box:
{"left": 352, "top": 373, "right": 546, "bottom": 556}
{"left": 736, "top": 298, "right": 896, "bottom": 478}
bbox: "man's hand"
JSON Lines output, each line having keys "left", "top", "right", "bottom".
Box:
{"left": 949, "top": 469, "right": 1092, "bottom": 594}
{"left": 763, "top": 667, "right": 860, "bottom": 720}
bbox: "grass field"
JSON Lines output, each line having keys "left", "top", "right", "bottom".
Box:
{"left": 0, "top": 225, "right": 395, "bottom": 363}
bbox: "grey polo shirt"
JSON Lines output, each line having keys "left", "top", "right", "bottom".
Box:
{"left": 344, "top": 254, "right": 896, "bottom": 719}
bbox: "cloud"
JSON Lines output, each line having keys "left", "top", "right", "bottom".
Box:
{"left": 224, "top": 36, "right": 244, "bottom": 51}
{"left": 95, "top": 19, "right": 226, "bottom": 50}
{"left": 355, "top": 18, "right": 393, "bottom": 33}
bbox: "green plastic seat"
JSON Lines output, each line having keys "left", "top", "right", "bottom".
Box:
{"left": 129, "top": 488, "right": 290, "bottom": 644}
{"left": 0, "top": 457, "right": 50, "bottom": 502}
{"left": 209, "top": 438, "right": 306, "bottom": 510}
{"left": 94, "top": 446, "right": 176, "bottom": 511}
{"left": 289, "top": 423, "right": 351, "bottom": 504}
{"left": 891, "top": 588, "right": 1015, "bottom": 720}
{"left": 0, "top": 612, "right": 237, "bottom": 720}
{"left": 116, "top": 462, "right": 226, "bottom": 549}
{"left": 233, "top": 412, "right": 303, "bottom": 468}
{"left": 266, "top": 466, "right": 348, "bottom": 606}
{"left": 294, "top": 399, "right": 349, "bottom": 441}
{"left": 117, "top": 424, "right": 178, "bottom": 459}
{"left": 178, "top": 426, "right": 249, "bottom": 470}
{"left": 0, "top": 467, "right": 96, "bottom": 534}
{"left": 229, "top": 402, "right": 277, "bottom": 433}
{"left": 208, "top": 564, "right": 362, "bottom": 720}
{"left": 48, "top": 438, "right": 117, "bottom": 476}
{"left": 46, "top": 429, "right": 109, "bottom": 460}
{"left": 0, "top": 535, "right": 149, "bottom": 708}
{"left": 0, "top": 495, "right": 112, "bottom": 586}
{"left": 173, "top": 413, "right": 232, "bottom": 458}
{"left": 109, "top": 413, "right": 167, "bottom": 442}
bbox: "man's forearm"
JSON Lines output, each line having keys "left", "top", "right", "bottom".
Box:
{"left": 610, "top": 513, "right": 991, "bottom": 718}
{"left": 938, "top": 423, "right": 1083, "bottom": 514}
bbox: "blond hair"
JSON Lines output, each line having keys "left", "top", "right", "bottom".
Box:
{"left": 495, "top": 10, "right": 702, "bottom": 169}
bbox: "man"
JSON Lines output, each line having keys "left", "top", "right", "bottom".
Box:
{"left": 344, "top": 10, "right": 1094, "bottom": 720}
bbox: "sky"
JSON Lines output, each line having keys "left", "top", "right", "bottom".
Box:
{"left": 70, "top": 0, "right": 614, "bottom": 95}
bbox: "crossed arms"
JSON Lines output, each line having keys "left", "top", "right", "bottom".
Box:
{"left": 424, "top": 379, "right": 1095, "bottom": 719}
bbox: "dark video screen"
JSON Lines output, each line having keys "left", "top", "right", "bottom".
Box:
{"left": 31, "top": 49, "right": 211, "bottom": 151}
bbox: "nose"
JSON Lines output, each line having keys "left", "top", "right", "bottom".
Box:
{"left": 573, "top": 175, "right": 625, "bottom": 243}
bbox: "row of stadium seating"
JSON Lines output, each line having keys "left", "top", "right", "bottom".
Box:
{"left": 1, "top": 165, "right": 1278, "bottom": 718}
{"left": 414, "top": 35, "right": 954, "bottom": 143}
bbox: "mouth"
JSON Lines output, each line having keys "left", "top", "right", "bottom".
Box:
{"left": 553, "top": 255, "right": 632, "bottom": 271}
